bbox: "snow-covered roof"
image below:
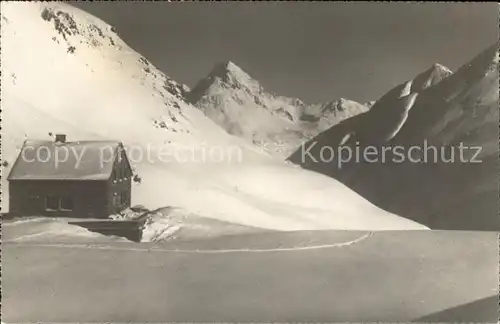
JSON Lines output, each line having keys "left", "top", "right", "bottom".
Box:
{"left": 7, "top": 140, "right": 126, "bottom": 180}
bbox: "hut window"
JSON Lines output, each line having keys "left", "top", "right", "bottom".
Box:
{"left": 45, "top": 196, "right": 74, "bottom": 211}
{"left": 60, "top": 196, "right": 74, "bottom": 211}
{"left": 46, "top": 196, "right": 59, "bottom": 211}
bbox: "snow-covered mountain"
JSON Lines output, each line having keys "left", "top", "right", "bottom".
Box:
{"left": 188, "top": 61, "right": 368, "bottom": 157}
{"left": 289, "top": 44, "right": 499, "bottom": 231}
{"left": 0, "top": 2, "right": 427, "bottom": 231}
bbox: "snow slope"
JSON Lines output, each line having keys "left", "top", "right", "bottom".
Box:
{"left": 0, "top": 2, "right": 427, "bottom": 231}
{"left": 188, "top": 61, "right": 368, "bottom": 157}
{"left": 289, "top": 44, "right": 499, "bottom": 230}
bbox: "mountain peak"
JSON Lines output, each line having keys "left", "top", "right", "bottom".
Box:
{"left": 371, "top": 62, "right": 453, "bottom": 107}
{"left": 209, "top": 60, "right": 257, "bottom": 87}
{"left": 209, "top": 60, "right": 243, "bottom": 75}
{"left": 188, "top": 60, "right": 260, "bottom": 103}
{"left": 429, "top": 63, "right": 453, "bottom": 76}
{"left": 338, "top": 97, "right": 348, "bottom": 104}
{"left": 408, "top": 62, "right": 453, "bottom": 93}
{"left": 224, "top": 60, "right": 243, "bottom": 72}
{"left": 211, "top": 60, "right": 238, "bottom": 74}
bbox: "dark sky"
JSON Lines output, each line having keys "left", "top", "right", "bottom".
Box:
{"left": 73, "top": 2, "right": 498, "bottom": 103}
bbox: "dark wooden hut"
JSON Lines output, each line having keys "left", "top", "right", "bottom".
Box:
{"left": 7, "top": 135, "right": 133, "bottom": 218}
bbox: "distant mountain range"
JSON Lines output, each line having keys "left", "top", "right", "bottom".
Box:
{"left": 289, "top": 43, "right": 499, "bottom": 231}
{"left": 187, "top": 61, "right": 369, "bottom": 157}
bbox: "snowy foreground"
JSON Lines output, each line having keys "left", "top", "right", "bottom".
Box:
{"left": 3, "top": 224, "right": 497, "bottom": 322}
{"left": 1, "top": 2, "right": 427, "bottom": 231}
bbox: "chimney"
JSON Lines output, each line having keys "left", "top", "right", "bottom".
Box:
{"left": 55, "top": 134, "right": 66, "bottom": 143}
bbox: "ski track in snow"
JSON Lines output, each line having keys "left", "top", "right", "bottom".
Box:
{"left": 5, "top": 231, "right": 374, "bottom": 253}
{"left": 2, "top": 218, "right": 48, "bottom": 226}
{"left": 8, "top": 231, "right": 59, "bottom": 241}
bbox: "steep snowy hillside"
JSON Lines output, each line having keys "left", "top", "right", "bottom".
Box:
{"left": 188, "top": 61, "right": 368, "bottom": 157}
{"left": 289, "top": 44, "right": 499, "bottom": 231}
{"left": 0, "top": 2, "right": 427, "bottom": 231}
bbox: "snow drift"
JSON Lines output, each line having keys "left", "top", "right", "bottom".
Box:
{"left": 139, "top": 207, "right": 263, "bottom": 242}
